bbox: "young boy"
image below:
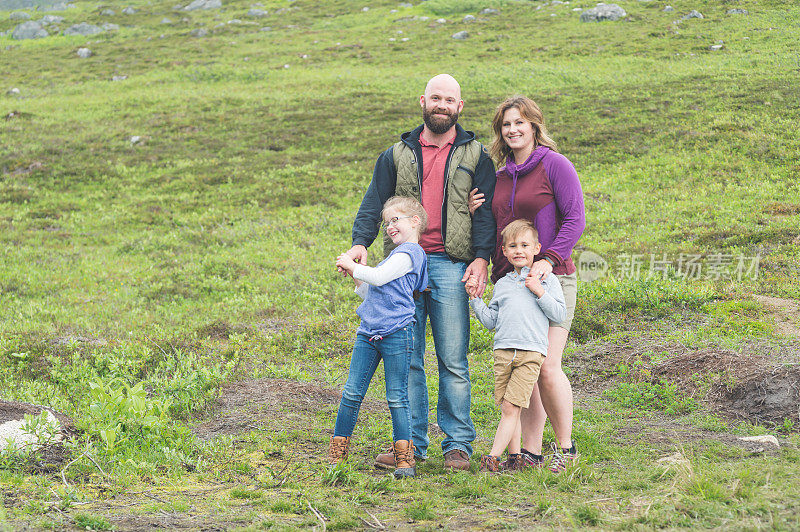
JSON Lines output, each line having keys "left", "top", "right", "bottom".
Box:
{"left": 466, "top": 219, "right": 566, "bottom": 473}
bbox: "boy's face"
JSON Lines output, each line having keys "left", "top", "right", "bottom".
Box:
{"left": 502, "top": 229, "right": 541, "bottom": 273}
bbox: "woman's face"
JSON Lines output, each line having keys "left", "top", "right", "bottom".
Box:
{"left": 501, "top": 107, "right": 535, "bottom": 154}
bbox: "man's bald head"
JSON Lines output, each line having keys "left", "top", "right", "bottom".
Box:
{"left": 423, "top": 74, "right": 462, "bottom": 101}
{"left": 420, "top": 74, "right": 464, "bottom": 137}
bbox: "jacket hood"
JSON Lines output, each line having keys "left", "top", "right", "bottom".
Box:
{"left": 401, "top": 123, "right": 476, "bottom": 148}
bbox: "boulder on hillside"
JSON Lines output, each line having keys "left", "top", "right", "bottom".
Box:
{"left": 63, "top": 22, "right": 103, "bottom": 35}
{"left": 11, "top": 20, "right": 48, "bottom": 39}
{"left": 76, "top": 47, "right": 91, "bottom": 57}
{"left": 580, "top": 4, "right": 627, "bottom": 22}
{"left": 40, "top": 2, "right": 70, "bottom": 11}
{"left": 681, "top": 10, "right": 703, "bottom": 20}
{"left": 452, "top": 30, "right": 468, "bottom": 40}
{"left": 39, "top": 14, "right": 63, "bottom": 24}
{"left": 0, "top": 0, "right": 63, "bottom": 9}
{"left": 0, "top": 400, "right": 73, "bottom": 454}
{"left": 184, "top": 0, "right": 221, "bottom": 11}
{"left": 9, "top": 11, "right": 31, "bottom": 19}
{"left": 246, "top": 8, "right": 265, "bottom": 17}
{"left": 121, "top": 6, "right": 136, "bottom": 14}
{"left": 727, "top": 8, "right": 747, "bottom": 15}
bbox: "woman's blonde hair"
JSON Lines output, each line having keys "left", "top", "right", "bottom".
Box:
{"left": 490, "top": 96, "right": 558, "bottom": 166}
{"left": 382, "top": 196, "right": 428, "bottom": 235}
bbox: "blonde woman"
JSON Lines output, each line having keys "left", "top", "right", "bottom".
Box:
{"left": 469, "top": 96, "right": 585, "bottom": 472}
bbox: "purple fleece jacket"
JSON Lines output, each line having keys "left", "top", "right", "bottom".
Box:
{"left": 491, "top": 146, "right": 586, "bottom": 283}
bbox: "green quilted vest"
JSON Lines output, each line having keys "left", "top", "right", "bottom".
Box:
{"left": 383, "top": 140, "right": 483, "bottom": 261}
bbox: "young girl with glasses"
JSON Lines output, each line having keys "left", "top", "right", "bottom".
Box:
{"left": 331, "top": 196, "right": 428, "bottom": 478}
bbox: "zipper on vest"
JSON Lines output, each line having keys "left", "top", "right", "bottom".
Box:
{"left": 440, "top": 143, "right": 459, "bottom": 252}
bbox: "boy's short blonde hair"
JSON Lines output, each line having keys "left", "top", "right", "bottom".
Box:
{"left": 382, "top": 196, "right": 428, "bottom": 234}
{"left": 501, "top": 219, "right": 539, "bottom": 246}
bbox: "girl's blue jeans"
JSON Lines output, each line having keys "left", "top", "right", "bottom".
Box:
{"left": 333, "top": 325, "right": 413, "bottom": 442}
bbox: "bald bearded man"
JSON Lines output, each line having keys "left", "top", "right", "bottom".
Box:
{"left": 344, "top": 74, "right": 497, "bottom": 470}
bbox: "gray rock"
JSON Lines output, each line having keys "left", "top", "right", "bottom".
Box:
{"left": 39, "top": 14, "right": 63, "bottom": 24}
{"left": 9, "top": 11, "right": 31, "bottom": 20}
{"left": 451, "top": 30, "right": 468, "bottom": 39}
{"left": 419, "top": 15, "right": 429, "bottom": 20}
{"left": 398, "top": 2, "right": 412, "bottom": 7}
{"left": 709, "top": 44, "right": 723, "bottom": 51}
{"left": 727, "top": 8, "right": 747, "bottom": 15}
{"left": 100, "top": 8, "right": 114, "bottom": 15}
{"left": 580, "top": 4, "right": 627, "bottom": 22}
{"left": 227, "top": 18, "right": 241, "bottom": 23}
{"left": 76, "top": 47, "right": 91, "bottom": 57}
{"left": 479, "top": 8, "right": 498, "bottom": 14}
{"left": 259, "top": 26, "right": 271, "bottom": 31}
{"left": 247, "top": 8, "right": 265, "bottom": 17}
{"left": 550, "top": 0, "right": 564, "bottom": 4}
{"left": 63, "top": 22, "right": 103, "bottom": 36}
{"left": 462, "top": 14, "right": 475, "bottom": 22}
{"left": 129, "top": 135, "right": 141, "bottom": 144}
{"left": 681, "top": 10, "right": 703, "bottom": 20}
{"left": 11, "top": 20, "right": 48, "bottom": 39}
{"left": 435, "top": 17, "right": 446, "bottom": 23}
{"left": 361, "top": 6, "right": 369, "bottom": 11}
{"left": 7, "top": 87, "right": 21, "bottom": 95}
{"left": 112, "top": 75, "right": 127, "bottom": 81}
{"left": 161, "top": 17, "right": 172, "bottom": 24}
{"left": 184, "top": 0, "right": 220, "bottom": 10}
{"left": 189, "top": 27, "right": 207, "bottom": 36}
{"left": 663, "top": 5, "right": 673, "bottom": 12}
{"left": 40, "top": 3, "right": 68, "bottom": 11}
{"left": 101, "top": 22, "right": 119, "bottom": 30}
{"left": 121, "top": 6, "right": 136, "bottom": 14}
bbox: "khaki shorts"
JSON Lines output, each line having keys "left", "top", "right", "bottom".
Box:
{"left": 493, "top": 348, "right": 545, "bottom": 409}
{"left": 550, "top": 272, "right": 577, "bottom": 332}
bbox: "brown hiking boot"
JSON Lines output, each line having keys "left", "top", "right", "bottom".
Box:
{"left": 328, "top": 436, "right": 350, "bottom": 464}
{"left": 443, "top": 449, "right": 470, "bottom": 471}
{"left": 479, "top": 454, "right": 501, "bottom": 473}
{"left": 375, "top": 444, "right": 424, "bottom": 469}
{"left": 392, "top": 440, "right": 416, "bottom": 478}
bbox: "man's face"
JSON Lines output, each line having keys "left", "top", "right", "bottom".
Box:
{"left": 420, "top": 79, "right": 464, "bottom": 135}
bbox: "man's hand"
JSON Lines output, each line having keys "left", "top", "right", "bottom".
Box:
{"left": 338, "top": 245, "right": 367, "bottom": 276}
{"left": 462, "top": 258, "right": 489, "bottom": 297}
{"left": 525, "top": 271, "right": 545, "bottom": 298}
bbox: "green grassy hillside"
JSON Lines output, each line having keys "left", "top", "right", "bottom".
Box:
{"left": 1, "top": 0, "right": 799, "bottom": 529}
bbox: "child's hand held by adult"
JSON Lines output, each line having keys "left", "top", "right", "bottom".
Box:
{"left": 336, "top": 253, "right": 357, "bottom": 275}
{"left": 525, "top": 271, "right": 545, "bottom": 298}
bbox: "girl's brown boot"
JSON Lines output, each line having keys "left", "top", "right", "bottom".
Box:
{"left": 328, "top": 436, "right": 350, "bottom": 464}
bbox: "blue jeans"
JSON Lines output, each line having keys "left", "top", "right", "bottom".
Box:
{"left": 334, "top": 326, "right": 413, "bottom": 441}
{"left": 410, "top": 253, "right": 475, "bottom": 457}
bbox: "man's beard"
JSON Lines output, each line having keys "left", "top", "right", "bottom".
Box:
{"left": 422, "top": 106, "right": 459, "bottom": 134}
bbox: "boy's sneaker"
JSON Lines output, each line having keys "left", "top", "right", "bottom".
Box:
{"left": 548, "top": 441, "right": 578, "bottom": 474}
{"left": 479, "top": 454, "right": 501, "bottom": 474}
{"left": 500, "top": 448, "right": 544, "bottom": 470}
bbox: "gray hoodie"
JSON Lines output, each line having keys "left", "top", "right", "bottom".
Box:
{"left": 470, "top": 266, "right": 566, "bottom": 354}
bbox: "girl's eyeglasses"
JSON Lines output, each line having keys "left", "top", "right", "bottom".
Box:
{"left": 382, "top": 216, "right": 411, "bottom": 230}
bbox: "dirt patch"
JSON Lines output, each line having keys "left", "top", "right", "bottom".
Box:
{"left": 651, "top": 349, "right": 800, "bottom": 426}
{"left": 754, "top": 295, "right": 800, "bottom": 339}
{"left": 572, "top": 334, "right": 800, "bottom": 428}
{"left": 193, "top": 378, "right": 386, "bottom": 439}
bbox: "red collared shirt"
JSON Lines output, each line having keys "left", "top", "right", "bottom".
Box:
{"left": 417, "top": 129, "right": 456, "bottom": 253}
